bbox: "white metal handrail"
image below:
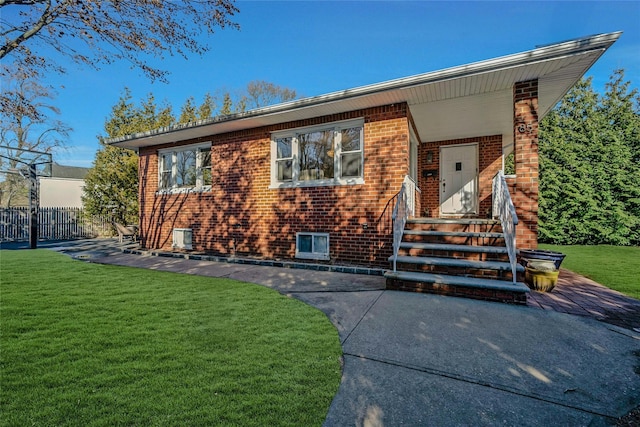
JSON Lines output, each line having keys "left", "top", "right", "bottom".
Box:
{"left": 492, "top": 170, "right": 519, "bottom": 283}
{"left": 392, "top": 175, "right": 420, "bottom": 272}
{"left": 391, "top": 183, "right": 407, "bottom": 272}
{"left": 402, "top": 175, "right": 421, "bottom": 217}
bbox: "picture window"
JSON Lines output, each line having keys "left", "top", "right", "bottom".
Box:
{"left": 271, "top": 119, "right": 364, "bottom": 188}
{"left": 158, "top": 144, "right": 211, "bottom": 193}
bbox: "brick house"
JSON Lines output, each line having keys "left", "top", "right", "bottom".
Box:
{"left": 110, "top": 33, "right": 619, "bottom": 302}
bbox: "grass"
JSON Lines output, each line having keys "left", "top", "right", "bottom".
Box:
{"left": 538, "top": 244, "right": 640, "bottom": 300}
{"left": 0, "top": 250, "right": 342, "bottom": 427}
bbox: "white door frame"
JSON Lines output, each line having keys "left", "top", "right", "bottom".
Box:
{"left": 439, "top": 143, "right": 478, "bottom": 216}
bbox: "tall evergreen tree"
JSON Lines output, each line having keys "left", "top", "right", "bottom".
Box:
{"left": 219, "top": 92, "right": 234, "bottom": 116}
{"left": 83, "top": 90, "right": 176, "bottom": 225}
{"left": 539, "top": 70, "right": 640, "bottom": 245}
{"left": 178, "top": 97, "right": 198, "bottom": 124}
{"left": 197, "top": 93, "right": 216, "bottom": 121}
{"left": 178, "top": 94, "right": 216, "bottom": 123}
{"left": 140, "top": 94, "right": 174, "bottom": 131}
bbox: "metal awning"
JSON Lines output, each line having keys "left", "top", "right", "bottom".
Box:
{"left": 108, "top": 32, "right": 621, "bottom": 152}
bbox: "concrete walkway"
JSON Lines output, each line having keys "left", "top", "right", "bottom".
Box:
{"left": 6, "top": 239, "right": 640, "bottom": 426}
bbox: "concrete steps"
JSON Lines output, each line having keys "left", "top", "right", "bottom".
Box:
{"left": 385, "top": 218, "right": 528, "bottom": 304}
{"left": 403, "top": 229, "right": 505, "bottom": 238}
{"left": 398, "top": 242, "right": 509, "bottom": 262}
{"left": 399, "top": 242, "right": 509, "bottom": 254}
{"left": 385, "top": 271, "right": 529, "bottom": 302}
{"left": 390, "top": 255, "right": 524, "bottom": 273}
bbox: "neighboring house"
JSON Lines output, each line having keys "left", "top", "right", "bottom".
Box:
{"left": 110, "top": 33, "right": 620, "bottom": 302}
{"left": 39, "top": 164, "right": 89, "bottom": 208}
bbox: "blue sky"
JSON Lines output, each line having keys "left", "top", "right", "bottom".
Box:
{"left": 27, "top": 1, "right": 640, "bottom": 167}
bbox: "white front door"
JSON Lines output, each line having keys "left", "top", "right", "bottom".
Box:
{"left": 440, "top": 144, "right": 478, "bottom": 215}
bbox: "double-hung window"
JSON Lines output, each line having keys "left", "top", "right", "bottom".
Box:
{"left": 158, "top": 143, "right": 212, "bottom": 192}
{"left": 275, "top": 137, "right": 293, "bottom": 182}
{"left": 271, "top": 119, "right": 364, "bottom": 188}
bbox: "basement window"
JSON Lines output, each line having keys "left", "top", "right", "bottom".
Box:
{"left": 296, "top": 232, "right": 330, "bottom": 261}
{"left": 173, "top": 228, "right": 193, "bottom": 250}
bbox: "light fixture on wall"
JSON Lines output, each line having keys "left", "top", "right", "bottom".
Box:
{"left": 426, "top": 151, "right": 433, "bottom": 164}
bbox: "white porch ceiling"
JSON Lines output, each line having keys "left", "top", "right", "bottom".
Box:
{"left": 109, "top": 32, "right": 621, "bottom": 152}
{"left": 410, "top": 49, "right": 606, "bottom": 152}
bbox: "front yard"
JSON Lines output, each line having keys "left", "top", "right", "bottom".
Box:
{"left": 0, "top": 250, "right": 342, "bottom": 426}
{"left": 539, "top": 244, "right": 640, "bottom": 300}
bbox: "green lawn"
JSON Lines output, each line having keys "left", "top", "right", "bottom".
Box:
{"left": 538, "top": 244, "right": 640, "bottom": 300}
{"left": 0, "top": 250, "right": 342, "bottom": 427}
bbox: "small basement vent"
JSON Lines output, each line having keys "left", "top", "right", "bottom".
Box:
{"left": 173, "top": 228, "right": 193, "bottom": 250}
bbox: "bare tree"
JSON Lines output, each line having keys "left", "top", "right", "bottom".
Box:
{"left": 243, "top": 80, "right": 298, "bottom": 110}
{"left": 211, "top": 81, "right": 298, "bottom": 116}
{"left": 0, "top": 0, "right": 239, "bottom": 81}
{"left": 0, "top": 61, "right": 70, "bottom": 206}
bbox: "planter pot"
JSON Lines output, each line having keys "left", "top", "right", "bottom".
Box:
{"left": 525, "top": 267, "right": 559, "bottom": 292}
{"left": 519, "top": 249, "right": 566, "bottom": 270}
{"left": 525, "top": 259, "right": 556, "bottom": 271}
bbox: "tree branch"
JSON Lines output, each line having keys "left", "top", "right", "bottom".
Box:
{"left": 0, "top": 0, "right": 54, "bottom": 59}
{"left": 2, "top": 0, "right": 239, "bottom": 82}
{"left": 0, "top": 1, "right": 49, "bottom": 7}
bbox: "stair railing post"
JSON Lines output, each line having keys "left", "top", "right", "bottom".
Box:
{"left": 492, "top": 171, "right": 519, "bottom": 284}
{"left": 392, "top": 175, "right": 421, "bottom": 273}
{"left": 392, "top": 181, "right": 408, "bottom": 272}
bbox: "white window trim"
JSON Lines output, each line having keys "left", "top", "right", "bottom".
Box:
{"left": 295, "top": 232, "right": 330, "bottom": 261}
{"left": 157, "top": 143, "right": 212, "bottom": 194}
{"left": 270, "top": 119, "right": 365, "bottom": 189}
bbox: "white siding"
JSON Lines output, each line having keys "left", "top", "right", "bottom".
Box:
{"left": 40, "top": 178, "right": 85, "bottom": 208}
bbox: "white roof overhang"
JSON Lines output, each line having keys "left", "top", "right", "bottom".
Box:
{"left": 109, "top": 32, "right": 621, "bottom": 152}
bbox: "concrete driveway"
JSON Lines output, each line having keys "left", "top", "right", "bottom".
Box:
{"left": 304, "top": 290, "right": 640, "bottom": 426}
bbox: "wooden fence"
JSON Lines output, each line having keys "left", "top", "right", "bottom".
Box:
{"left": 0, "top": 207, "right": 111, "bottom": 242}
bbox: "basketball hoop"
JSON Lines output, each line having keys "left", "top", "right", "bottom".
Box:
{"left": 0, "top": 145, "right": 53, "bottom": 249}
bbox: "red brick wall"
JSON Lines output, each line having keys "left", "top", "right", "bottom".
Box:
{"left": 419, "top": 135, "right": 502, "bottom": 218}
{"left": 138, "top": 103, "right": 410, "bottom": 268}
{"left": 513, "top": 80, "right": 539, "bottom": 249}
